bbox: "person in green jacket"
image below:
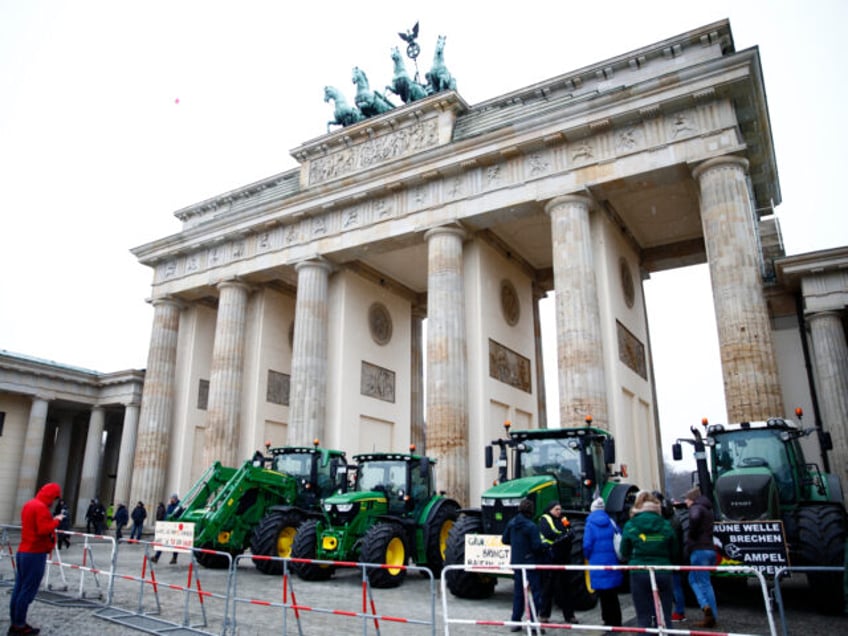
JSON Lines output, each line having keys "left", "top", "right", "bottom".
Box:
{"left": 618, "top": 491, "right": 678, "bottom": 629}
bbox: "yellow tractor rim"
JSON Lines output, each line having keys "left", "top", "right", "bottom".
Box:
{"left": 276, "top": 526, "right": 297, "bottom": 558}
{"left": 385, "top": 536, "right": 405, "bottom": 574}
{"left": 439, "top": 519, "right": 454, "bottom": 560}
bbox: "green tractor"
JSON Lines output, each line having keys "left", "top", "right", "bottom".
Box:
{"left": 444, "top": 419, "right": 638, "bottom": 603}
{"left": 290, "top": 448, "right": 460, "bottom": 588}
{"left": 672, "top": 413, "right": 847, "bottom": 612}
{"left": 169, "top": 442, "right": 348, "bottom": 572}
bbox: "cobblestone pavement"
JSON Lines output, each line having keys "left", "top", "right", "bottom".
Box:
{"left": 1, "top": 529, "right": 845, "bottom": 635}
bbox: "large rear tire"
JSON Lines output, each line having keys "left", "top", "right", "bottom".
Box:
{"left": 444, "top": 514, "right": 497, "bottom": 599}
{"left": 797, "top": 504, "right": 847, "bottom": 614}
{"left": 361, "top": 523, "right": 408, "bottom": 588}
{"left": 250, "top": 510, "right": 305, "bottom": 575}
{"left": 566, "top": 519, "right": 598, "bottom": 611}
{"left": 290, "top": 519, "right": 333, "bottom": 581}
{"left": 424, "top": 499, "right": 460, "bottom": 577}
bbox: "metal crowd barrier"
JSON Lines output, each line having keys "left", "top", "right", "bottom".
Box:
{"left": 771, "top": 565, "right": 846, "bottom": 636}
{"left": 440, "top": 562, "right": 778, "bottom": 636}
{"left": 94, "top": 537, "right": 233, "bottom": 635}
{"left": 231, "top": 552, "right": 438, "bottom": 635}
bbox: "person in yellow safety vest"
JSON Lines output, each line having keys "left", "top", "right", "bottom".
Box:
{"left": 538, "top": 501, "right": 579, "bottom": 624}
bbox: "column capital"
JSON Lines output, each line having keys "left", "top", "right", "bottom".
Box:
{"left": 216, "top": 278, "right": 253, "bottom": 294}
{"left": 691, "top": 155, "right": 749, "bottom": 181}
{"left": 424, "top": 224, "right": 466, "bottom": 243}
{"left": 148, "top": 295, "right": 186, "bottom": 310}
{"left": 294, "top": 257, "right": 334, "bottom": 275}
{"left": 544, "top": 193, "right": 594, "bottom": 215}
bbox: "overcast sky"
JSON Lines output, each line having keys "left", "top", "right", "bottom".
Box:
{"left": 2, "top": 1, "right": 846, "bottom": 461}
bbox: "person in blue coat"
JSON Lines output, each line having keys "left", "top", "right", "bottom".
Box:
{"left": 501, "top": 498, "right": 545, "bottom": 631}
{"left": 583, "top": 497, "right": 623, "bottom": 626}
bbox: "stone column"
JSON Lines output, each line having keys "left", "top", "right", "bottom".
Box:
{"left": 203, "top": 280, "right": 251, "bottom": 468}
{"left": 424, "top": 226, "right": 469, "bottom": 505}
{"left": 113, "top": 402, "right": 140, "bottom": 509}
{"left": 76, "top": 406, "right": 104, "bottom": 524}
{"left": 693, "top": 156, "right": 783, "bottom": 421}
{"left": 806, "top": 310, "right": 848, "bottom": 486}
{"left": 545, "top": 195, "right": 608, "bottom": 428}
{"left": 49, "top": 414, "right": 73, "bottom": 486}
{"left": 131, "top": 297, "right": 182, "bottom": 510}
{"left": 410, "top": 304, "right": 426, "bottom": 452}
{"left": 532, "top": 285, "right": 548, "bottom": 428}
{"left": 14, "top": 396, "right": 49, "bottom": 514}
{"left": 288, "top": 259, "right": 332, "bottom": 445}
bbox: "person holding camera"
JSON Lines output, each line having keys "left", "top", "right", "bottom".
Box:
{"left": 9, "top": 482, "right": 65, "bottom": 634}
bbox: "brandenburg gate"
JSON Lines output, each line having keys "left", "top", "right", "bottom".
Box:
{"left": 129, "top": 20, "right": 785, "bottom": 507}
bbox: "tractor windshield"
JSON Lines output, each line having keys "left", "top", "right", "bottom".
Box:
{"left": 272, "top": 452, "right": 313, "bottom": 478}
{"left": 713, "top": 429, "right": 795, "bottom": 502}
{"left": 518, "top": 437, "right": 582, "bottom": 491}
{"left": 357, "top": 460, "right": 408, "bottom": 494}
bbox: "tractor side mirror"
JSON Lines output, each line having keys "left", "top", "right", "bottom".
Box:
{"left": 820, "top": 430, "right": 833, "bottom": 451}
{"left": 672, "top": 443, "right": 682, "bottom": 461}
{"left": 603, "top": 438, "right": 616, "bottom": 465}
{"left": 485, "top": 445, "right": 494, "bottom": 469}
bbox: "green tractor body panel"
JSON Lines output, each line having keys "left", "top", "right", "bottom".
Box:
{"left": 672, "top": 416, "right": 848, "bottom": 613}
{"left": 477, "top": 426, "right": 636, "bottom": 534}
{"left": 170, "top": 446, "right": 347, "bottom": 564}
{"left": 445, "top": 423, "right": 638, "bottom": 601}
{"left": 292, "top": 450, "right": 460, "bottom": 587}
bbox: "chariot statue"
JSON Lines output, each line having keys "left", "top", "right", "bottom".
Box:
{"left": 386, "top": 46, "right": 429, "bottom": 104}
{"left": 324, "top": 85, "right": 364, "bottom": 132}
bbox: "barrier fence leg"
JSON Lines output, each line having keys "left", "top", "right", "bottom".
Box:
{"left": 362, "top": 567, "right": 381, "bottom": 636}
{"left": 648, "top": 568, "right": 667, "bottom": 633}
{"left": 45, "top": 544, "right": 69, "bottom": 592}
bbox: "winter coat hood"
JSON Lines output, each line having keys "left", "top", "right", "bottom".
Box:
{"left": 36, "top": 483, "right": 61, "bottom": 506}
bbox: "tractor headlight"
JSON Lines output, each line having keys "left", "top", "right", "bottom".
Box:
{"left": 501, "top": 498, "right": 523, "bottom": 507}
{"left": 335, "top": 503, "right": 354, "bottom": 512}
{"left": 482, "top": 498, "right": 495, "bottom": 506}
{"left": 323, "top": 503, "right": 332, "bottom": 512}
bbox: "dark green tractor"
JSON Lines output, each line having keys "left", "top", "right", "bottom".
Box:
{"left": 672, "top": 413, "right": 847, "bottom": 613}
{"left": 444, "top": 419, "right": 638, "bottom": 603}
{"left": 169, "top": 442, "right": 347, "bottom": 572}
{"left": 290, "top": 449, "right": 460, "bottom": 588}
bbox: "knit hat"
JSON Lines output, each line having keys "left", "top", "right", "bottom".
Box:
{"left": 544, "top": 501, "right": 562, "bottom": 514}
{"left": 684, "top": 486, "right": 701, "bottom": 502}
{"left": 170, "top": 493, "right": 179, "bottom": 500}
{"left": 590, "top": 497, "right": 605, "bottom": 511}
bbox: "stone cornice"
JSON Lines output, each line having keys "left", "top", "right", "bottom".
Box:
{"left": 775, "top": 247, "right": 848, "bottom": 289}
{"left": 131, "top": 21, "right": 779, "bottom": 301}
{"left": 0, "top": 351, "right": 145, "bottom": 405}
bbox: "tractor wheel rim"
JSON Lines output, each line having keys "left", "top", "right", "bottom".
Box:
{"left": 386, "top": 536, "right": 405, "bottom": 574}
{"left": 439, "top": 519, "right": 454, "bottom": 559}
{"left": 276, "top": 526, "right": 297, "bottom": 558}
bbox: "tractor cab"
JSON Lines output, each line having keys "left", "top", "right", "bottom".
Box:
{"left": 352, "top": 452, "right": 434, "bottom": 517}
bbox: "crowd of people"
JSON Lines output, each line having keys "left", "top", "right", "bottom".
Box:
{"left": 501, "top": 488, "right": 719, "bottom": 631}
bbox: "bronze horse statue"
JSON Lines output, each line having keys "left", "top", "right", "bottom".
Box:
{"left": 352, "top": 66, "right": 395, "bottom": 117}
{"left": 425, "top": 35, "right": 456, "bottom": 94}
{"left": 324, "top": 85, "right": 364, "bottom": 132}
{"left": 386, "top": 46, "right": 428, "bottom": 104}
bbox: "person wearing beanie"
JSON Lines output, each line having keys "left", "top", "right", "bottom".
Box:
{"left": 537, "top": 501, "right": 578, "bottom": 624}
{"left": 619, "top": 491, "right": 677, "bottom": 629}
{"left": 684, "top": 486, "right": 718, "bottom": 627}
{"left": 501, "top": 498, "right": 545, "bottom": 632}
{"left": 9, "top": 482, "right": 64, "bottom": 634}
{"left": 583, "top": 497, "right": 623, "bottom": 626}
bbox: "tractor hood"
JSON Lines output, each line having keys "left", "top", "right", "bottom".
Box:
{"left": 481, "top": 475, "right": 556, "bottom": 500}
{"left": 324, "top": 490, "right": 387, "bottom": 506}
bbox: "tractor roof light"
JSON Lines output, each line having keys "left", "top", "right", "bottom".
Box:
{"left": 585, "top": 415, "right": 593, "bottom": 425}
{"left": 409, "top": 443, "right": 416, "bottom": 452}
{"left": 795, "top": 407, "right": 804, "bottom": 419}
{"left": 701, "top": 418, "right": 709, "bottom": 427}
{"left": 504, "top": 420, "right": 511, "bottom": 433}
{"left": 313, "top": 438, "right": 320, "bottom": 448}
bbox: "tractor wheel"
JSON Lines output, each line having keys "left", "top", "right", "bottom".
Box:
{"left": 797, "top": 504, "right": 847, "bottom": 614}
{"left": 195, "top": 543, "right": 238, "bottom": 569}
{"left": 444, "top": 514, "right": 497, "bottom": 599}
{"left": 361, "top": 523, "right": 408, "bottom": 588}
{"left": 250, "top": 510, "right": 305, "bottom": 575}
{"left": 290, "top": 519, "right": 333, "bottom": 581}
{"left": 566, "top": 519, "right": 598, "bottom": 611}
{"left": 424, "top": 499, "right": 460, "bottom": 577}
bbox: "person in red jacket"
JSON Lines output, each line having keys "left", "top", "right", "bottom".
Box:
{"left": 9, "top": 482, "right": 64, "bottom": 635}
